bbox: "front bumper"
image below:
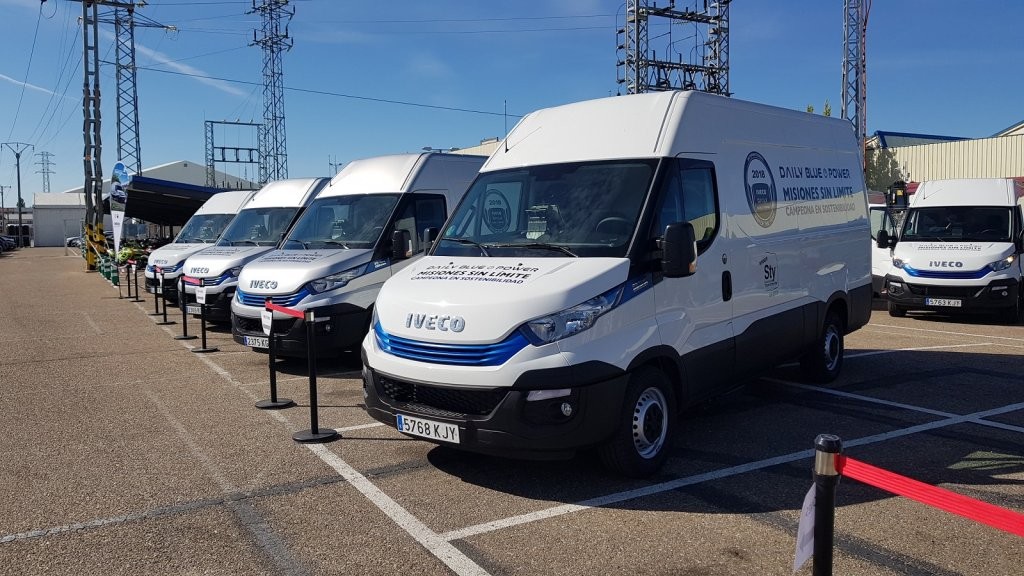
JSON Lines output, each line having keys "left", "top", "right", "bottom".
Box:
{"left": 232, "top": 301, "right": 372, "bottom": 356}
{"left": 885, "top": 275, "right": 1020, "bottom": 312}
{"left": 361, "top": 350, "right": 629, "bottom": 459}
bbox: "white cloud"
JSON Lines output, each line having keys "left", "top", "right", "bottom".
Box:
{"left": 0, "top": 73, "right": 68, "bottom": 98}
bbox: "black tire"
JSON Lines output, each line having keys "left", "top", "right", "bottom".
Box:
{"left": 887, "top": 301, "right": 907, "bottom": 318}
{"left": 599, "top": 366, "right": 675, "bottom": 478}
{"left": 800, "top": 311, "right": 844, "bottom": 383}
{"left": 1004, "top": 294, "right": 1024, "bottom": 326}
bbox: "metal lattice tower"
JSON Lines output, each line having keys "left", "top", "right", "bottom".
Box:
{"left": 616, "top": 1, "right": 731, "bottom": 95}
{"left": 842, "top": 0, "right": 870, "bottom": 152}
{"left": 205, "top": 120, "right": 262, "bottom": 187}
{"left": 113, "top": 6, "right": 142, "bottom": 176}
{"left": 35, "top": 151, "right": 55, "bottom": 193}
{"left": 82, "top": 0, "right": 104, "bottom": 268}
{"left": 250, "top": 0, "right": 294, "bottom": 184}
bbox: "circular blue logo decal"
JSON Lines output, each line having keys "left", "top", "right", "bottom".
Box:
{"left": 744, "top": 152, "right": 776, "bottom": 228}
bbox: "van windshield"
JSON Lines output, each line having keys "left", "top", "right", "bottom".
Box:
{"left": 217, "top": 207, "right": 299, "bottom": 247}
{"left": 435, "top": 160, "right": 656, "bottom": 258}
{"left": 901, "top": 206, "right": 1013, "bottom": 242}
{"left": 282, "top": 194, "right": 399, "bottom": 250}
{"left": 175, "top": 213, "right": 234, "bottom": 244}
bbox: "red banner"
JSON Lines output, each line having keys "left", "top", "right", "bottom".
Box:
{"left": 837, "top": 455, "right": 1024, "bottom": 538}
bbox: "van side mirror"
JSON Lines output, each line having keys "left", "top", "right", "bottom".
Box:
{"left": 876, "top": 229, "right": 895, "bottom": 249}
{"left": 661, "top": 222, "right": 697, "bottom": 278}
{"left": 422, "top": 227, "right": 440, "bottom": 253}
{"left": 391, "top": 229, "right": 413, "bottom": 260}
{"left": 1016, "top": 229, "right": 1024, "bottom": 254}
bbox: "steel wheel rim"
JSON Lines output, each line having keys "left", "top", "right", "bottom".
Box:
{"left": 823, "top": 326, "right": 841, "bottom": 371}
{"left": 632, "top": 386, "right": 668, "bottom": 459}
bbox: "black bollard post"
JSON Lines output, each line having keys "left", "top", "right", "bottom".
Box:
{"left": 256, "top": 299, "right": 294, "bottom": 410}
{"left": 156, "top": 272, "right": 176, "bottom": 326}
{"left": 124, "top": 262, "right": 131, "bottom": 299}
{"left": 191, "top": 287, "right": 219, "bottom": 353}
{"left": 150, "top": 268, "right": 163, "bottom": 316}
{"left": 293, "top": 309, "right": 338, "bottom": 443}
{"left": 175, "top": 278, "right": 197, "bottom": 341}
{"left": 131, "top": 263, "right": 144, "bottom": 302}
{"left": 812, "top": 434, "right": 842, "bottom": 576}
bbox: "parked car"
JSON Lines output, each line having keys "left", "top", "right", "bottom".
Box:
{"left": 0, "top": 235, "right": 17, "bottom": 251}
{"left": 66, "top": 236, "right": 83, "bottom": 247}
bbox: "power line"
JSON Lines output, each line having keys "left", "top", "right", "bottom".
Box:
{"left": 135, "top": 65, "right": 523, "bottom": 118}
{"left": 6, "top": 6, "right": 44, "bottom": 142}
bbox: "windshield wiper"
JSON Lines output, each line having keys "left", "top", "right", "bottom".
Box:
{"left": 230, "top": 240, "right": 260, "bottom": 246}
{"left": 443, "top": 237, "right": 490, "bottom": 256}
{"left": 321, "top": 240, "right": 350, "bottom": 249}
{"left": 487, "top": 242, "right": 579, "bottom": 257}
{"left": 285, "top": 239, "right": 309, "bottom": 249}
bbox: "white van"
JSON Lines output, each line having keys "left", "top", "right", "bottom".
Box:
{"left": 231, "top": 152, "right": 485, "bottom": 355}
{"left": 880, "top": 178, "right": 1024, "bottom": 322}
{"left": 178, "top": 178, "right": 328, "bottom": 322}
{"left": 360, "top": 91, "right": 872, "bottom": 476}
{"left": 145, "top": 189, "right": 257, "bottom": 302}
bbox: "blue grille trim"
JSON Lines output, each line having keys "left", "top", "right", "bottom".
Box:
{"left": 903, "top": 265, "right": 991, "bottom": 280}
{"left": 375, "top": 322, "right": 528, "bottom": 367}
{"left": 203, "top": 271, "right": 234, "bottom": 286}
{"left": 236, "top": 288, "right": 310, "bottom": 307}
{"left": 147, "top": 262, "right": 182, "bottom": 274}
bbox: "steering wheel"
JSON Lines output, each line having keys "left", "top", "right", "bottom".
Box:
{"left": 595, "top": 216, "right": 630, "bottom": 235}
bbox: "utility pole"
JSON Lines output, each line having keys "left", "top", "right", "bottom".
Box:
{"left": 0, "top": 185, "right": 9, "bottom": 233}
{"left": 35, "top": 151, "right": 55, "bottom": 194}
{"left": 3, "top": 142, "right": 34, "bottom": 248}
{"left": 249, "top": 0, "right": 294, "bottom": 183}
{"left": 842, "top": 0, "right": 871, "bottom": 162}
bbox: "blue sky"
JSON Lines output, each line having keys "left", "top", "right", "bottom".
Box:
{"left": 2, "top": 0, "right": 1023, "bottom": 206}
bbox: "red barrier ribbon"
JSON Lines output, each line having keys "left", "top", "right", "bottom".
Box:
{"left": 181, "top": 275, "right": 202, "bottom": 286}
{"left": 836, "top": 455, "right": 1024, "bottom": 538}
{"left": 265, "top": 301, "right": 304, "bottom": 319}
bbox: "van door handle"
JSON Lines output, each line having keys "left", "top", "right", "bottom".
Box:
{"left": 722, "top": 271, "right": 732, "bottom": 302}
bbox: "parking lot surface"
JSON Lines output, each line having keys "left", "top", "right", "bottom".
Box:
{"left": 1, "top": 248, "right": 1022, "bottom": 575}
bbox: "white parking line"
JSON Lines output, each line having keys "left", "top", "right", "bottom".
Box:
{"left": 335, "top": 422, "right": 385, "bottom": 433}
{"left": 867, "top": 323, "right": 1024, "bottom": 343}
{"left": 845, "top": 342, "right": 991, "bottom": 358}
{"left": 440, "top": 401, "right": 1024, "bottom": 542}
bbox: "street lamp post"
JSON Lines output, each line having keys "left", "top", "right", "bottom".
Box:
{"left": 3, "top": 142, "right": 33, "bottom": 248}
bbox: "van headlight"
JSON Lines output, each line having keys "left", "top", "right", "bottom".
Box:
{"left": 308, "top": 264, "right": 365, "bottom": 294}
{"left": 229, "top": 266, "right": 243, "bottom": 277}
{"left": 988, "top": 255, "right": 1015, "bottom": 272}
{"left": 523, "top": 286, "right": 623, "bottom": 345}
{"left": 892, "top": 257, "right": 906, "bottom": 269}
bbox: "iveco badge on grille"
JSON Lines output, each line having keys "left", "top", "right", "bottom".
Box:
{"left": 406, "top": 313, "right": 465, "bottom": 332}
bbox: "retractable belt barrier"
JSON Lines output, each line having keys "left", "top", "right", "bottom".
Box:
{"left": 155, "top": 271, "right": 176, "bottom": 326}
{"left": 256, "top": 298, "right": 295, "bottom": 410}
{"left": 264, "top": 301, "right": 338, "bottom": 444}
{"left": 798, "top": 434, "right": 1024, "bottom": 575}
{"left": 175, "top": 277, "right": 198, "bottom": 341}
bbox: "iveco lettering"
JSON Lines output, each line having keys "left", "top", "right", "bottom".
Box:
{"left": 361, "top": 91, "right": 873, "bottom": 477}
{"left": 231, "top": 153, "right": 485, "bottom": 355}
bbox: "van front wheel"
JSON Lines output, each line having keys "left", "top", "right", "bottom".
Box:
{"left": 800, "top": 311, "right": 844, "bottom": 383}
{"left": 599, "top": 366, "right": 675, "bottom": 478}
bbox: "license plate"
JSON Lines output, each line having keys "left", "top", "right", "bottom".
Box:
{"left": 926, "top": 298, "right": 962, "bottom": 308}
{"left": 243, "top": 336, "right": 269, "bottom": 348}
{"left": 396, "top": 414, "right": 460, "bottom": 444}
{"left": 186, "top": 305, "right": 201, "bottom": 315}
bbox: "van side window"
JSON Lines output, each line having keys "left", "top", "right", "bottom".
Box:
{"left": 652, "top": 159, "right": 719, "bottom": 253}
{"left": 394, "top": 195, "right": 447, "bottom": 253}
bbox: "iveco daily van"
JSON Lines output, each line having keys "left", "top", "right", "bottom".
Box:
{"left": 179, "top": 178, "right": 328, "bottom": 322}
{"left": 879, "top": 178, "right": 1024, "bottom": 322}
{"left": 145, "top": 189, "right": 257, "bottom": 302}
{"left": 231, "top": 152, "right": 485, "bottom": 355}
{"left": 361, "top": 91, "right": 872, "bottom": 477}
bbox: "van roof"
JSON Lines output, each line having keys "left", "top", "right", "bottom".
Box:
{"left": 194, "top": 189, "right": 258, "bottom": 215}
{"left": 484, "top": 90, "right": 856, "bottom": 171}
{"left": 317, "top": 152, "right": 486, "bottom": 199}
{"left": 245, "top": 177, "right": 326, "bottom": 209}
{"left": 911, "top": 178, "right": 1018, "bottom": 208}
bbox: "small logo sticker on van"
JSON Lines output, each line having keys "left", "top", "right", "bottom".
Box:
{"left": 744, "top": 152, "right": 777, "bottom": 228}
